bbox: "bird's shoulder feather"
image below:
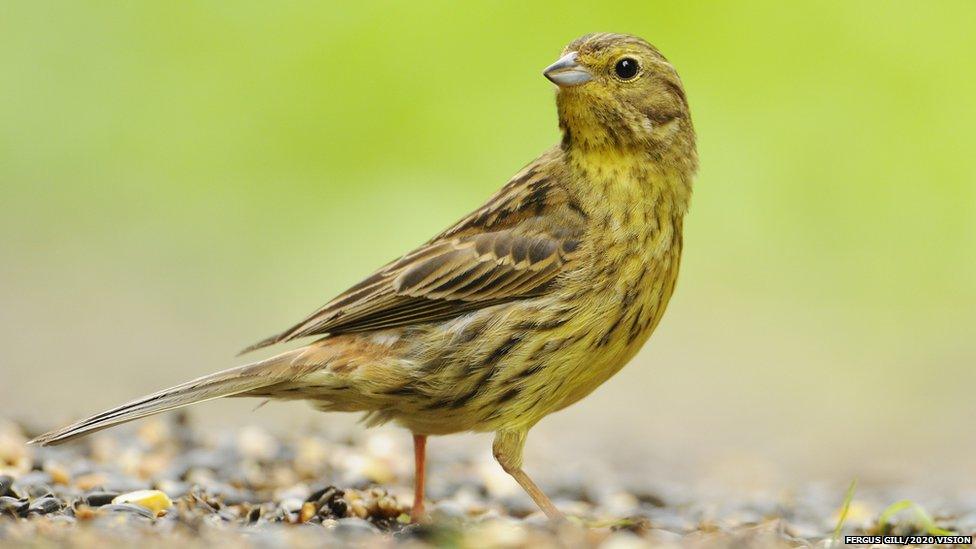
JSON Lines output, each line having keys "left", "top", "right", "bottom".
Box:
{"left": 240, "top": 148, "right": 586, "bottom": 355}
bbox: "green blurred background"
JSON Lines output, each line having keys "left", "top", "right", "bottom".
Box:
{"left": 2, "top": 1, "right": 974, "bottom": 491}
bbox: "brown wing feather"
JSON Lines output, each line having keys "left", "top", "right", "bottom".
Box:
{"left": 240, "top": 148, "right": 584, "bottom": 355}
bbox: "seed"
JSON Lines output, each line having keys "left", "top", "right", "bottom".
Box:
{"left": 85, "top": 492, "right": 119, "bottom": 507}
{"left": 377, "top": 496, "right": 401, "bottom": 518}
{"left": 111, "top": 490, "right": 173, "bottom": 516}
{"left": 246, "top": 505, "right": 262, "bottom": 523}
{"left": 0, "top": 496, "right": 29, "bottom": 518}
{"left": 349, "top": 500, "right": 368, "bottom": 519}
{"left": 321, "top": 497, "right": 348, "bottom": 519}
{"left": 28, "top": 497, "right": 61, "bottom": 515}
{"left": 299, "top": 501, "right": 317, "bottom": 523}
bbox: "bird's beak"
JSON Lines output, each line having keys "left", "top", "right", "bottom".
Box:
{"left": 543, "top": 52, "right": 592, "bottom": 87}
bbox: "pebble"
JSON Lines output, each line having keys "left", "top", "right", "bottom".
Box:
{"left": 0, "top": 416, "right": 964, "bottom": 548}
{"left": 99, "top": 503, "right": 157, "bottom": 519}
{"left": 73, "top": 504, "right": 98, "bottom": 521}
{"left": 644, "top": 528, "right": 683, "bottom": 545}
{"left": 599, "top": 531, "right": 653, "bottom": 549}
{"left": 155, "top": 479, "right": 190, "bottom": 499}
{"left": 42, "top": 460, "right": 71, "bottom": 485}
{"left": 237, "top": 426, "right": 280, "bottom": 461}
{"left": 469, "top": 520, "right": 530, "bottom": 546}
{"left": 15, "top": 471, "right": 52, "bottom": 492}
{"left": 279, "top": 497, "right": 304, "bottom": 514}
{"left": 333, "top": 517, "right": 381, "bottom": 535}
{"left": 0, "top": 422, "right": 31, "bottom": 476}
{"left": 73, "top": 472, "right": 109, "bottom": 491}
{"left": 431, "top": 500, "right": 467, "bottom": 521}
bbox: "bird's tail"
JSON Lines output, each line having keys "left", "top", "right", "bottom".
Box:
{"left": 28, "top": 349, "right": 308, "bottom": 446}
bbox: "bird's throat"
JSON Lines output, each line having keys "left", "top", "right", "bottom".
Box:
{"left": 565, "top": 146, "right": 690, "bottom": 221}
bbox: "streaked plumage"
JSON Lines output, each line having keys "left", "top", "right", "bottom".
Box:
{"left": 31, "top": 33, "right": 697, "bottom": 521}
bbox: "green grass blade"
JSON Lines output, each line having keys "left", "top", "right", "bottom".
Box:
{"left": 877, "top": 499, "right": 956, "bottom": 536}
{"left": 911, "top": 504, "right": 955, "bottom": 536}
{"left": 832, "top": 479, "right": 858, "bottom": 543}
{"left": 878, "top": 499, "right": 914, "bottom": 530}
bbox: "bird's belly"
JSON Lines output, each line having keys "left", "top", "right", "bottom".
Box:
{"left": 544, "top": 245, "right": 682, "bottom": 413}
{"left": 391, "top": 253, "right": 679, "bottom": 432}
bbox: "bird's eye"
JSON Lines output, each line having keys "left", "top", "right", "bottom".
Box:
{"left": 614, "top": 58, "right": 640, "bottom": 80}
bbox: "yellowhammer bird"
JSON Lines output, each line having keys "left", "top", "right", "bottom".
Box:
{"left": 30, "top": 32, "right": 697, "bottom": 522}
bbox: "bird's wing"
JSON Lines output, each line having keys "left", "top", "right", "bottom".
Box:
{"left": 240, "top": 151, "right": 584, "bottom": 355}
{"left": 240, "top": 230, "right": 580, "bottom": 354}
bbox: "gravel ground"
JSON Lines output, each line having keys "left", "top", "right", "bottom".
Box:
{"left": 0, "top": 415, "right": 971, "bottom": 548}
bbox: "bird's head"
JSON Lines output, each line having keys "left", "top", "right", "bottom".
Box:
{"left": 545, "top": 33, "right": 695, "bottom": 159}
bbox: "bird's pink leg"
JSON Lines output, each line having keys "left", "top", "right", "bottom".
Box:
{"left": 410, "top": 434, "right": 427, "bottom": 523}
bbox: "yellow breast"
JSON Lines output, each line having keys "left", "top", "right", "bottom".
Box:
{"left": 542, "top": 150, "right": 687, "bottom": 413}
